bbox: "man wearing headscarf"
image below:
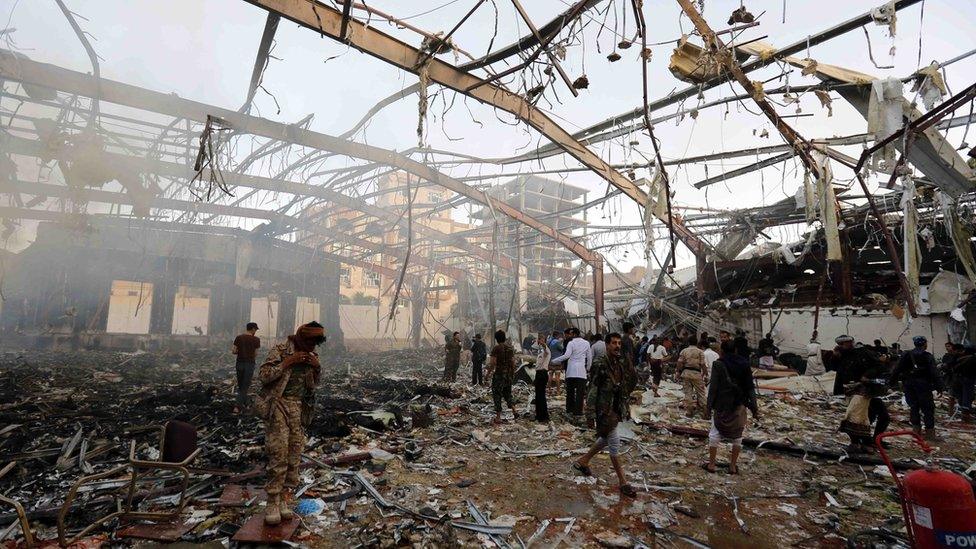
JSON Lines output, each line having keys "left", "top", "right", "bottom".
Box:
{"left": 831, "top": 335, "right": 890, "bottom": 452}
{"left": 804, "top": 332, "right": 826, "bottom": 376}
{"left": 256, "top": 322, "right": 326, "bottom": 525}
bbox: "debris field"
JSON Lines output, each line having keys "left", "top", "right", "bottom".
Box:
{"left": 1, "top": 347, "right": 973, "bottom": 547}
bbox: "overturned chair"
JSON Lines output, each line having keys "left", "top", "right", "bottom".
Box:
{"left": 57, "top": 420, "right": 200, "bottom": 547}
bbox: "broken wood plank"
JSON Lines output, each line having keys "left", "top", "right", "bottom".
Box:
{"left": 231, "top": 514, "right": 300, "bottom": 543}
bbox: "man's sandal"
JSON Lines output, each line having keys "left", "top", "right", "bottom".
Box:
{"left": 619, "top": 484, "right": 638, "bottom": 498}
{"left": 572, "top": 462, "right": 593, "bottom": 477}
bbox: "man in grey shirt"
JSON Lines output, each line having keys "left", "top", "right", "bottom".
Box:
{"left": 590, "top": 333, "right": 607, "bottom": 366}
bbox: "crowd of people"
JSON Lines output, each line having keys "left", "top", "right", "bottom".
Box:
{"left": 441, "top": 324, "right": 976, "bottom": 474}
{"left": 224, "top": 319, "right": 976, "bottom": 521}
{"left": 830, "top": 333, "right": 976, "bottom": 452}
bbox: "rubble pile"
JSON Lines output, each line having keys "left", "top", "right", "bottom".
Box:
{"left": 0, "top": 348, "right": 973, "bottom": 546}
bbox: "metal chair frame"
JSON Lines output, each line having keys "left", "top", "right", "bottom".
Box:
{"left": 57, "top": 424, "right": 200, "bottom": 547}
{"left": 0, "top": 462, "right": 35, "bottom": 547}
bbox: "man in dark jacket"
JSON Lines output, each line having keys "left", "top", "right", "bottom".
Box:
{"left": 955, "top": 346, "right": 976, "bottom": 422}
{"left": 941, "top": 342, "right": 961, "bottom": 415}
{"left": 829, "top": 335, "right": 885, "bottom": 395}
{"left": 891, "top": 336, "right": 943, "bottom": 437}
{"left": 733, "top": 329, "right": 751, "bottom": 358}
{"left": 705, "top": 341, "right": 759, "bottom": 474}
{"left": 831, "top": 335, "right": 891, "bottom": 450}
{"left": 471, "top": 333, "right": 487, "bottom": 386}
{"left": 757, "top": 332, "right": 778, "bottom": 369}
{"left": 443, "top": 332, "right": 462, "bottom": 382}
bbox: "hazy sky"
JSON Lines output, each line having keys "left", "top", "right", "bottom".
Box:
{"left": 3, "top": 0, "right": 975, "bottom": 270}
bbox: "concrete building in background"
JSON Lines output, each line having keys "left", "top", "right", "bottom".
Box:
{"left": 320, "top": 172, "right": 470, "bottom": 350}
{"left": 472, "top": 175, "right": 589, "bottom": 290}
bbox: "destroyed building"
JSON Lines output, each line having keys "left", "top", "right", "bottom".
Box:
{"left": 0, "top": 0, "right": 975, "bottom": 547}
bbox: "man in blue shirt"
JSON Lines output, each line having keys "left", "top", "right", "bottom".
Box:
{"left": 547, "top": 331, "right": 565, "bottom": 396}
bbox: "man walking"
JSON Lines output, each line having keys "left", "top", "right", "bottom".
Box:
{"left": 487, "top": 330, "right": 519, "bottom": 424}
{"left": 551, "top": 327, "right": 591, "bottom": 416}
{"left": 471, "top": 333, "right": 487, "bottom": 386}
{"left": 232, "top": 322, "right": 261, "bottom": 414}
{"left": 257, "top": 322, "right": 326, "bottom": 525}
{"left": 676, "top": 339, "right": 709, "bottom": 417}
{"left": 646, "top": 336, "right": 669, "bottom": 397}
{"left": 573, "top": 333, "right": 638, "bottom": 497}
{"left": 443, "top": 331, "right": 461, "bottom": 382}
{"left": 534, "top": 332, "right": 551, "bottom": 422}
{"left": 891, "top": 336, "right": 943, "bottom": 438}
{"left": 705, "top": 340, "right": 760, "bottom": 474}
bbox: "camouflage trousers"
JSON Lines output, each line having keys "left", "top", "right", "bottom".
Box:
{"left": 265, "top": 397, "right": 305, "bottom": 496}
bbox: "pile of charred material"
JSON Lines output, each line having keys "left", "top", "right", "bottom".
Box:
{"left": 0, "top": 347, "right": 462, "bottom": 546}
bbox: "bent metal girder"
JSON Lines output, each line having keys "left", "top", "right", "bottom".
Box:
{"left": 240, "top": 0, "right": 708, "bottom": 263}
{"left": 0, "top": 50, "right": 607, "bottom": 325}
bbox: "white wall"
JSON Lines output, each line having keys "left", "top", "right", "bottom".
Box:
{"left": 106, "top": 280, "right": 153, "bottom": 334}
{"left": 708, "top": 307, "right": 949, "bottom": 356}
{"left": 172, "top": 286, "right": 210, "bottom": 335}
{"left": 340, "top": 303, "right": 412, "bottom": 350}
{"left": 250, "top": 296, "right": 280, "bottom": 339}
{"left": 294, "top": 296, "right": 320, "bottom": 331}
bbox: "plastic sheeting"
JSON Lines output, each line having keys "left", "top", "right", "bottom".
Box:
{"left": 812, "top": 151, "right": 842, "bottom": 261}
{"left": 867, "top": 78, "right": 905, "bottom": 172}
{"left": 926, "top": 271, "right": 975, "bottom": 314}
{"left": 901, "top": 177, "right": 921, "bottom": 304}
{"left": 912, "top": 62, "right": 948, "bottom": 110}
{"left": 937, "top": 191, "right": 976, "bottom": 286}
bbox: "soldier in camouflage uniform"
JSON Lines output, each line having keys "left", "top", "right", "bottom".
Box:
{"left": 572, "top": 333, "right": 639, "bottom": 497}
{"left": 443, "top": 331, "right": 462, "bottom": 382}
{"left": 256, "top": 322, "right": 325, "bottom": 525}
{"left": 486, "top": 329, "right": 519, "bottom": 425}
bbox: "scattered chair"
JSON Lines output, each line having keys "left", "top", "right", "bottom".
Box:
{"left": 57, "top": 420, "right": 200, "bottom": 547}
{"left": 0, "top": 462, "right": 35, "bottom": 547}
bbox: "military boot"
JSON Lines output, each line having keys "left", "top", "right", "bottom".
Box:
{"left": 264, "top": 494, "right": 282, "bottom": 525}
{"left": 280, "top": 493, "right": 296, "bottom": 520}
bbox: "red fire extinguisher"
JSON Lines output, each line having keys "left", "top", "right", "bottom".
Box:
{"left": 876, "top": 430, "right": 976, "bottom": 548}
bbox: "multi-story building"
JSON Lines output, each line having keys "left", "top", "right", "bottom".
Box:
{"left": 472, "top": 175, "right": 589, "bottom": 289}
